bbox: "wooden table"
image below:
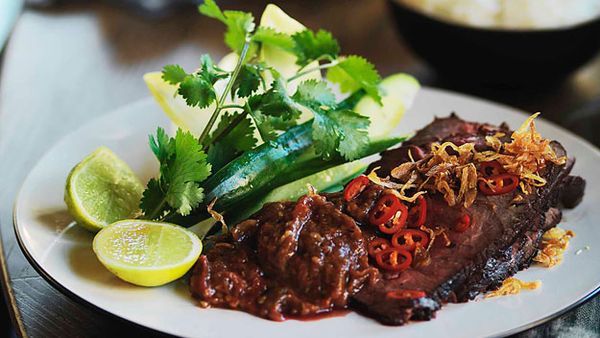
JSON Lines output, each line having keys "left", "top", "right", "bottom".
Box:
{"left": 1, "top": 1, "right": 599, "bottom": 337}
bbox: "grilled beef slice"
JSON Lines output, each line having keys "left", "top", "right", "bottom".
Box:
{"left": 349, "top": 115, "right": 585, "bottom": 325}
{"left": 191, "top": 114, "right": 585, "bottom": 325}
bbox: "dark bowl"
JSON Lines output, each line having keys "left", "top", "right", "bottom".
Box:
{"left": 388, "top": 1, "right": 600, "bottom": 88}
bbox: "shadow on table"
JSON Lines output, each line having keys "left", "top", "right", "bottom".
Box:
{"left": 32, "top": 208, "right": 135, "bottom": 289}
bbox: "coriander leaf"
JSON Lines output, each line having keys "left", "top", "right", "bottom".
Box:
{"left": 169, "top": 55, "right": 226, "bottom": 109}
{"left": 292, "top": 29, "right": 340, "bottom": 67}
{"left": 312, "top": 109, "right": 370, "bottom": 160}
{"left": 291, "top": 79, "right": 336, "bottom": 110}
{"left": 198, "top": 0, "right": 226, "bottom": 22}
{"left": 163, "top": 129, "right": 211, "bottom": 215}
{"left": 141, "top": 128, "right": 212, "bottom": 218}
{"left": 221, "top": 113, "right": 258, "bottom": 151}
{"left": 252, "top": 27, "right": 295, "bottom": 52}
{"left": 140, "top": 178, "right": 167, "bottom": 220}
{"left": 161, "top": 65, "right": 187, "bottom": 85}
{"left": 198, "top": 0, "right": 254, "bottom": 54}
{"left": 249, "top": 110, "right": 297, "bottom": 142}
{"left": 178, "top": 75, "right": 216, "bottom": 108}
{"left": 198, "top": 1, "right": 255, "bottom": 53}
{"left": 311, "top": 113, "right": 338, "bottom": 160}
{"left": 149, "top": 127, "right": 173, "bottom": 164}
{"left": 169, "top": 182, "right": 205, "bottom": 216}
{"left": 222, "top": 10, "right": 255, "bottom": 53}
{"left": 247, "top": 78, "right": 303, "bottom": 122}
{"left": 329, "top": 109, "right": 370, "bottom": 160}
{"left": 248, "top": 79, "right": 336, "bottom": 143}
{"left": 199, "top": 54, "right": 228, "bottom": 84}
{"left": 212, "top": 111, "right": 257, "bottom": 151}
{"left": 207, "top": 111, "right": 256, "bottom": 171}
{"left": 290, "top": 80, "right": 368, "bottom": 160}
{"left": 232, "top": 64, "right": 261, "bottom": 98}
{"left": 326, "top": 55, "right": 382, "bottom": 104}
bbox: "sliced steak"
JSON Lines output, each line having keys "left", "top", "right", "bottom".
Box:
{"left": 350, "top": 116, "right": 585, "bottom": 325}
{"left": 368, "top": 114, "right": 510, "bottom": 176}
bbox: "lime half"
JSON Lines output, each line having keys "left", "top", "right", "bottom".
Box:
{"left": 64, "top": 147, "right": 143, "bottom": 232}
{"left": 93, "top": 220, "right": 202, "bottom": 287}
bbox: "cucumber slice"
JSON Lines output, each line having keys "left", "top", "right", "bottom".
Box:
{"left": 229, "top": 161, "right": 366, "bottom": 223}
{"left": 262, "top": 161, "right": 366, "bottom": 203}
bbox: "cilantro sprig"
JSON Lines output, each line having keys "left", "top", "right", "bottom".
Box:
{"left": 141, "top": 0, "right": 383, "bottom": 220}
{"left": 141, "top": 128, "right": 212, "bottom": 220}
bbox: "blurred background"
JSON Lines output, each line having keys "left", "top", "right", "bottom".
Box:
{"left": 1, "top": 0, "right": 599, "bottom": 337}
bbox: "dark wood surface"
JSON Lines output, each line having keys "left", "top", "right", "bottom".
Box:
{"left": 1, "top": 1, "right": 599, "bottom": 337}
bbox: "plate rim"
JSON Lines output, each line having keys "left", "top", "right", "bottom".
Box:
{"left": 11, "top": 89, "right": 600, "bottom": 338}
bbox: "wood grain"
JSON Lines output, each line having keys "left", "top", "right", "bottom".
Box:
{"left": 0, "top": 1, "right": 599, "bottom": 337}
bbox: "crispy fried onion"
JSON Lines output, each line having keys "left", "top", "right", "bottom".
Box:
{"left": 533, "top": 227, "right": 575, "bottom": 268}
{"left": 474, "top": 113, "right": 566, "bottom": 194}
{"left": 392, "top": 141, "right": 479, "bottom": 208}
{"left": 368, "top": 113, "right": 566, "bottom": 208}
{"left": 485, "top": 277, "right": 541, "bottom": 298}
{"left": 207, "top": 198, "right": 228, "bottom": 234}
{"left": 367, "top": 167, "right": 427, "bottom": 203}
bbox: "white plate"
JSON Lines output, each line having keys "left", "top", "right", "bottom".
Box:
{"left": 13, "top": 88, "right": 600, "bottom": 338}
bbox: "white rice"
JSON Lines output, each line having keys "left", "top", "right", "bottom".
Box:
{"left": 398, "top": 0, "right": 600, "bottom": 29}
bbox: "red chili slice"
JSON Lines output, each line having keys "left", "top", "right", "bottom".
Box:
{"left": 378, "top": 203, "right": 409, "bottom": 234}
{"left": 367, "top": 238, "right": 391, "bottom": 257}
{"left": 407, "top": 195, "right": 427, "bottom": 228}
{"left": 343, "top": 175, "right": 370, "bottom": 201}
{"left": 391, "top": 229, "right": 430, "bottom": 251}
{"left": 374, "top": 248, "right": 412, "bottom": 272}
{"left": 479, "top": 161, "right": 504, "bottom": 178}
{"left": 479, "top": 173, "right": 519, "bottom": 195}
{"left": 369, "top": 194, "right": 401, "bottom": 226}
{"left": 455, "top": 214, "right": 471, "bottom": 233}
{"left": 386, "top": 290, "right": 426, "bottom": 300}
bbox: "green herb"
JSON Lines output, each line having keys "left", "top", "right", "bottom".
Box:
{"left": 142, "top": 0, "right": 384, "bottom": 219}
{"left": 207, "top": 112, "right": 257, "bottom": 172}
{"left": 161, "top": 55, "right": 227, "bottom": 109}
{"left": 252, "top": 27, "right": 295, "bottom": 52}
{"left": 327, "top": 55, "right": 382, "bottom": 104}
{"left": 231, "top": 63, "right": 264, "bottom": 98}
{"left": 199, "top": 0, "right": 255, "bottom": 53}
{"left": 292, "top": 29, "right": 340, "bottom": 67}
{"left": 141, "top": 128, "right": 211, "bottom": 220}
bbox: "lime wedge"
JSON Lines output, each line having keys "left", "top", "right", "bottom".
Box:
{"left": 355, "top": 73, "right": 420, "bottom": 140}
{"left": 93, "top": 220, "right": 202, "bottom": 287}
{"left": 64, "top": 147, "right": 143, "bottom": 232}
